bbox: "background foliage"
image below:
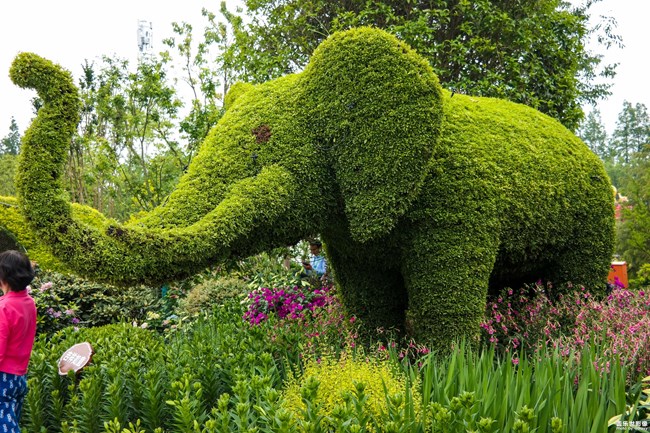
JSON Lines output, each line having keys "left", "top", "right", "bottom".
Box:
{"left": 219, "top": 0, "right": 619, "bottom": 130}
{"left": 577, "top": 102, "right": 650, "bottom": 276}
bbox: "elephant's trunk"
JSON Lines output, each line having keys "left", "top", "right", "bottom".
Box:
{"left": 10, "top": 53, "right": 298, "bottom": 284}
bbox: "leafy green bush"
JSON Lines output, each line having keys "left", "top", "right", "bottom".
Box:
{"left": 177, "top": 276, "right": 248, "bottom": 315}
{"left": 31, "top": 268, "right": 162, "bottom": 335}
{"left": 235, "top": 250, "right": 308, "bottom": 290}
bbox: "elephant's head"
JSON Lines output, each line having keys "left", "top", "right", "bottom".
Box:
{"left": 10, "top": 27, "right": 443, "bottom": 284}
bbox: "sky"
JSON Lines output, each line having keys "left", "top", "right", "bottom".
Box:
{"left": 0, "top": 0, "right": 648, "bottom": 138}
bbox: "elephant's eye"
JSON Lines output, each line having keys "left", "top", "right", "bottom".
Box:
{"left": 252, "top": 124, "right": 272, "bottom": 144}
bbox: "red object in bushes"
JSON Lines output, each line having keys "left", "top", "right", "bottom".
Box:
{"left": 607, "top": 261, "right": 628, "bottom": 288}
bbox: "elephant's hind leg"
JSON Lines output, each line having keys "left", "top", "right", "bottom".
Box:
{"left": 402, "top": 219, "right": 500, "bottom": 350}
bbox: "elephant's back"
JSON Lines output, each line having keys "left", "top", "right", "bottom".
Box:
{"left": 414, "top": 91, "right": 614, "bottom": 282}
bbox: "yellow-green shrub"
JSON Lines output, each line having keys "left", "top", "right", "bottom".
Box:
{"left": 282, "top": 354, "right": 420, "bottom": 422}
{"left": 0, "top": 195, "right": 64, "bottom": 270}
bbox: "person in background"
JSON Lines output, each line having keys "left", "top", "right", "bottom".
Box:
{"left": 0, "top": 250, "right": 37, "bottom": 433}
{"left": 303, "top": 240, "right": 327, "bottom": 277}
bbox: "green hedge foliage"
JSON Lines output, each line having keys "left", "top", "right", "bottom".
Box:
{"left": 11, "top": 28, "right": 614, "bottom": 348}
{"left": 176, "top": 277, "right": 248, "bottom": 315}
{"left": 0, "top": 195, "right": 119, "bottom": 273}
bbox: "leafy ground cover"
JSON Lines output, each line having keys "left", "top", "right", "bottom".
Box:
{"left": 22, "top": 253, "right": 650, "bottom": 432}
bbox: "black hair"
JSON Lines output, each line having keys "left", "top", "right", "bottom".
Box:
{"left": 309, "top": 240, "right": 322, "bottom": 248}
{"left": 0, "top": 250, "right": 35, "bottom": 292}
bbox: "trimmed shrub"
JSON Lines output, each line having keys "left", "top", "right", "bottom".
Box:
{"left": 0, "top": 195, "right": 115, "bottom": 273}
{"left": 0, "top": 195, "right": 65, "bottom": 271}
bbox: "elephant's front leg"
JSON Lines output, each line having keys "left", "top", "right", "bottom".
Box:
{"left": 325, "top": 239, "right": 408, "bottom": 336}
{"left": 401, "top": 215, "right": 500, "bottom": 350}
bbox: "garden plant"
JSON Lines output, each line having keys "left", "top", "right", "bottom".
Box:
{"left": 19, "top": 286, "right": 647, "bottom": 433}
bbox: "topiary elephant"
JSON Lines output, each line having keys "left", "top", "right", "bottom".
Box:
{"left": 10, "top": 27, "right": 614, "bottom": 348}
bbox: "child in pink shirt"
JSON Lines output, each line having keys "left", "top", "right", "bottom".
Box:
{"left": 0, "top": 250, "right": 37, "bottom": 433}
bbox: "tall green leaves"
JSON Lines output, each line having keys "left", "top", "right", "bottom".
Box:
{"left": 416, "top": 344, "right": 632, "bottom": 433}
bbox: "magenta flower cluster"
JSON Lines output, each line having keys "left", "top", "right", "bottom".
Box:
{"left": 243, "top": 283, "right": 360, "bottom": 356}
{"left": 569, "top": 287, "right": 650, "bottom": 375}
{"left": 244, "top": 285, "right": 331, "bottom": 325}
{"left": 482, "top": 282, "right": 650, "bottom": 375}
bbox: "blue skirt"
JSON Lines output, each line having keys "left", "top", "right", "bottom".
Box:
{"left": 0, "top": 372, "right": 27, "bottom": 433}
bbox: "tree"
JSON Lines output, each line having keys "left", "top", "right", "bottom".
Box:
{"left": 616, "top": 162, "right": 650, "bottom": 275}
{"left": 219, "top": 0, "right": 619, "bottom": 130}
{"left": 0, "top": 118, "right": 21, "bottom": 195}
{"left": 610, "top": 102, "right": 650, "bottom": 275}
{"left": 48, "top": 11, "right": 233, "bottom": 220}
{"left": 576, "top": 108, "right": 627, "bottom": 187}
{"left": 66, "top": 56, "right": 187, "bottom": 219}
{"left": 0, "top": 117, "right": 21, "bottom": 155}
{"left": 578, "top": 109, "right": 609, "bottom": 160}
{"left": 161, "top": 12, "right": 227, "bottom": 156}
{"left": 612, "top": 101, "right": 650, "bottom": 164}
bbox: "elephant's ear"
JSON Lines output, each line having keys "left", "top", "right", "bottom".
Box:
{"left": 224, "top": 82, "right": 254, "bottom": 110}
{"left": 302, "top": 27, "right": 444, "bottom": 243}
